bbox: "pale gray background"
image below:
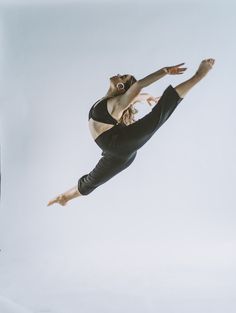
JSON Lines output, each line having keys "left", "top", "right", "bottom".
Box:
{"left": 0, "top": 0, "right": 236, "bottom": 312}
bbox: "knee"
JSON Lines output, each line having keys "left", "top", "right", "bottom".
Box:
{"left": 123, "top": 151, "right": 137, "bottom": 166}
{"left": 78, "top": 174, "right": 94, "bottom": 196}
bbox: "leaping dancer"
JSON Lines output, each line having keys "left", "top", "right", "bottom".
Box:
{"left": 48, "top": 58, "right": 215, "bottom": 206}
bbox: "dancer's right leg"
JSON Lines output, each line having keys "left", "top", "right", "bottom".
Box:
{"left": 112, "top": 84, "right": 183, "bottom": 154}
{"left": 113, "top": 58, "right": 215, "bottom": 154}
{"left": 175, "top": 58, "right": 215, "bottom": 98}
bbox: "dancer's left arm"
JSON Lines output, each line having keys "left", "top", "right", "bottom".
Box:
{"left": 131, "top": 93, "right": 160, "bottom": 106}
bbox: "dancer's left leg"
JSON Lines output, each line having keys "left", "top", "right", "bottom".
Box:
{"left": 47, "top": 186, "right": 81, "bottom": 206}
{"left": 78, "top": 151, "right": 137, "bottom": 195}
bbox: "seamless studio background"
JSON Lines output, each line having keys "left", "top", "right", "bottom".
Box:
{"left": 0, "top": 0, "right": 236, "bottom": 312}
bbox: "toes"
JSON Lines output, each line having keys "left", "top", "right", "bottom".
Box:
{"left": 201, "top": 58, "right": 215, "bottom": 69}
{"left": 47, "top": 195, "right": 62, "bottom": 206}
{"left": 47, "top": 198, "right": 57, "bottom": 206}
{"left": 47, "top": 194, "right": 68, "bottom": 207}
{"left": 206, "top": 58, "right": 215, "bottom": 64}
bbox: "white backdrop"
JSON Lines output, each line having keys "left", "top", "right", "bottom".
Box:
{"left": 0, "top": 1, "right": 236, "bottom": 312}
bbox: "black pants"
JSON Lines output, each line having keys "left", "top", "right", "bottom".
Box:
{"left": 78, "top": 85, "right": 183, "bottom": 195}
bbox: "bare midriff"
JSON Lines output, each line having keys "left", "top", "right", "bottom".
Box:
{"left": 88, "top": 118, "right": 115, "bottom": 141}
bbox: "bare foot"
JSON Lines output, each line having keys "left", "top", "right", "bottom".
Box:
{"left": 196, "top": 58, "right": 215, "bottom": 78}
{"left": 47, "top": 194, "right": 68, "bottom": 206}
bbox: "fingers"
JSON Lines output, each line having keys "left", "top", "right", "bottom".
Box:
{"left": 178, "top": 67, "right": 187, "bottom": 72}
{"left": 166, "top": 63, "right": 187, "bottom": 75}
{"left": 169, "top": 67, "right": 187, "bottom": 75}
{"left": 147, "top": 97, "right": 160, "bottom": 105}
{"left": 174, "top": 62, "right": 185, "bottom": 67}
{"left": 168, "top": 62, "right": 185, "bottom": 69}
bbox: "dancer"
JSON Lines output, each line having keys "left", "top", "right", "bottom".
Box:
{"left": 47, "top": 58, "right": 215, "bottom": 206}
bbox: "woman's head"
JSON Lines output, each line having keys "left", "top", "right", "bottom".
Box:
{"left": 106, "top": 74, "right": 137, "bottom": 97}
{"left": 105, "top": 73, "right": 138, "bottom": 126}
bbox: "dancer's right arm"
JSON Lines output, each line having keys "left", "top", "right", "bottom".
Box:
{"left": 116, "top": 68, "right": 168, "bottom": 112}
{"left": 138, "top": 63, "right": 186, "bottom": 88}
{"left": 116, "top": 63, "right": 187, "bottom": 112}
{"left": 137, "top": 68, "right": 168, "bottom": 89}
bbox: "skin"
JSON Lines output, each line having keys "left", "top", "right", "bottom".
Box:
{"left": 47, "top": 58, "right": 215, "bottom": 207}
{"left": 89, "top": 90, "right": 159, "bottom": 140}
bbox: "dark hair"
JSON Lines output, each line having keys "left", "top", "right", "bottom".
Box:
{"left": 124, "top": 75, "right": 137, "bottom": 91}
{"left": 119, "top": 104, "right": 138, "bottom": 126}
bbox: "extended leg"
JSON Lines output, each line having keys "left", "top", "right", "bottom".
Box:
{"left": 111, "top": 58, "right": 215, "bottom": 155}
{"left": 111, "top": 84, "right": 183, "bottom": 154}
{"left": 47, "top": 186, "right": 81, "bottom": 206}
{"left": 77, "top": 152, "right": 137, "bottom": 195}
{"left": 175, "top": 58, "right": 215, "bottom": 97}
{"left": 47, "top": 153, "right": 136, "bottom": 205}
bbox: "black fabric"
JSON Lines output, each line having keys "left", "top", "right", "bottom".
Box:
{"left": 88, "top": 97, "right": 118, "bottom": 125}
{"left": 78, "top": 85, "right": 183, "bottom": 195}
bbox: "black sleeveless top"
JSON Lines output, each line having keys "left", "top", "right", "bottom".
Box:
{"left": 88, "top": 97, "right": 119, "bottom": 125}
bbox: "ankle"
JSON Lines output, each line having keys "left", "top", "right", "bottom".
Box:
{"left": 195, "top": 70, "right": 207, "bottom": 80}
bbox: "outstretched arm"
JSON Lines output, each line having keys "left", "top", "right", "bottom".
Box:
{"left": 117, "top": 63, "right": 187, "bottom": 112}
{"left": 137, "top": 68, "right": 167, "bottom": 89}
{"left": 138, "top": 63, "right": 187, "bottom": 88}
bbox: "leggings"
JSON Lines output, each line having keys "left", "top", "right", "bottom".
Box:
{"left": 78, "top": 85, "right": 183, "bottom": 195}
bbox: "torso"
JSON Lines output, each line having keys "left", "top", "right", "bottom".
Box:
{"left": 88, "top": 91, "right": 152, "bottom": 140}
{"left": 88, "top": 96, "right": 123, "bottom": 140}
{"left": 88, "top": 119, "right": 115, "bottom": 140}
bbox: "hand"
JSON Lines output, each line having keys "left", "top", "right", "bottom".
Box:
{"left": 134, "top": 93, "right": 160, "bottom": 106}
{"left": 164, "top": 63, "right": 187, "bottom": 75}
{"left": 146, "top": 95, "right": 160, "bottom": 106}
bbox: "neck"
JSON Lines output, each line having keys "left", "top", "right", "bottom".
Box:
{"left": 105, "top": 87, "right": 126, "bottom": 98}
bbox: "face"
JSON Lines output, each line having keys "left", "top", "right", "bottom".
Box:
{"left": 109, "top": 74, "right": 133, "bottom": 94}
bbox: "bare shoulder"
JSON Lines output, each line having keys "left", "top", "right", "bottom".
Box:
{"left": 107, "top": 96, "right": 123, "bottom": 120}
{"left": 107, "top": 96, "right": 120, "bottom": 110}
{"left": 107, "top": 82, "right": 142, "bottom": 116}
